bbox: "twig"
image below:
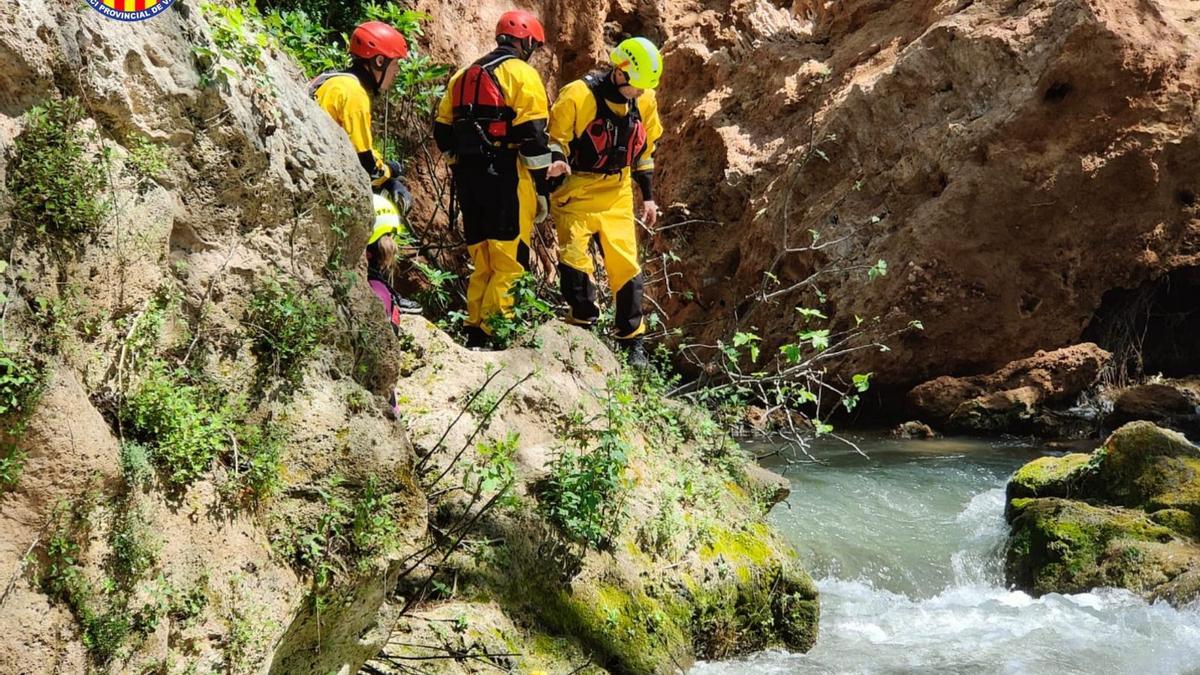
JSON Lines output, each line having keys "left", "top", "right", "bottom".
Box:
{"left": 400, "top": 486, "right": 512, "bottom": 614}
{"left": 415, "top": 368, "right": 504, "bottom": 474}
{"left": 181, "top": 237, "right": 240, "bottom": 366}
{"left": 0, "top": 525, "right": 47, "bottom": 608}
{"left": 426, "top": 370, "right": 536, "bottom": 490}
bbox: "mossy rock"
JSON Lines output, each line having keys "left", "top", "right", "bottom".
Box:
{"left": 1149, "top": 508, "right": 1200, "bottom": 539}
{"left": 531, "top": 524, "right": 819, "bottom": 674}
{"left": 1142, "top": 458, "right": 1200, "bottom": 518}
{"left": 1006, "top": 453, "right": 1096, "bottom": 508}
{"left": 1150, "top": 567, "right": 1200, "bottom": 607}
{"left": 1005, "top": 497, "right": 1182, "bottom": 596}
{"left": 543, "top": 581, "right": 692, "bottom": 674}
{"left": 1096, "top": 422, "right": 1200, "bottom": 508}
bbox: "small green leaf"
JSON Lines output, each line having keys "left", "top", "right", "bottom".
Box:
{"left": 868, "top": 259, "right": 889, "bottom": 281}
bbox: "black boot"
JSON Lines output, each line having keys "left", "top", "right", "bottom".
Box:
{"left": 464, "top": 326, "right": 491, "bottom": 351}
{"left": 620, "top": 338, "right": 650, "bottom": 369}
{"left": 394, "top": 295, "right": 423, "bottom": 315}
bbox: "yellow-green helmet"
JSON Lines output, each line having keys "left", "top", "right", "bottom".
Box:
{"left": 610, "top": 37, "right": 662, "bottom": 90}
{"left": 369, "top": 193, "right": 401, "bottom": 244}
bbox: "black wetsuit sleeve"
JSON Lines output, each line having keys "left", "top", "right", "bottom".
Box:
{"left": 634, "top": 170, "right": 654, "bottom": 201}
{"left": 511, "top": 119, "right": 552, "bottom": 169}
{"left": 434, "top": 121, "right": 455, "bottom": 154}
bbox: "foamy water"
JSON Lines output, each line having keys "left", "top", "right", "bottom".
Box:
{"left": 693, "top": 436, "right": 1200, "bottom": 675}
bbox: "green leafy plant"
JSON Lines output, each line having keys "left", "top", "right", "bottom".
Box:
{"left": 281, "top": 476, "right": 400, "bottom": 599}
{"left": 485, "top": 273, "right": 554, "bottom": 349}
{"left": 196, "top": 1, "right": 274, "bottom": 89}
{"left": 122, "top": 362, "right": 229, "bottom": 489}
{"left": 41, "top": 491, "right": 165, "bottom": 666}
{"left": 463, "top": 432, "right": 520, "bottom": 509}
{"left": 245, "top": 278, "right": 333, "bottom": 393}
{"left": 125, "top": 136, "right": 170, "bottom": 182}
{"left": 0, "top": 349, "right": 47, "bottom": 490}
{"left": 261, "top": 8, "right": 345, "bottom": 78}
{"left": 230, "top": 420, "right": 285, "bottom": 501}
{"left": 222, "top": 578, "right": 277, "bottom": 675}
{"left": 540, "top": 377, "right": 634, "bottom": 549}
{"left": 108, "top": 502, "right": 160, "bottom": 581}
{"left": 7, "top": 97, "right": 110, "bottom": 237}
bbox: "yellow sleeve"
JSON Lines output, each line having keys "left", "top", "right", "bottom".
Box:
{"left": 548, "top": 80, "right": 592, "bottom": 160}
{"left": 636, "top": 90, "right": 662, "bottom": 172}
{"left": 496, "top": 60, "right": 548, "bottom": 127}
{"left": 316, "top": 76, "right": 388, "bottom": 180}
{"left": 436, "top": 69, "right": 464, "bottom": 126}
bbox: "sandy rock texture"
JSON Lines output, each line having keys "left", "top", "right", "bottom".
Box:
{"left": 907, "top": 342, "right": 1110, "bottom": 434}
{"left": 367, "top": 319, "right": 818, "bottom": 674}
{"left": 0, "top": 2, "right": 418, "bottom": 673}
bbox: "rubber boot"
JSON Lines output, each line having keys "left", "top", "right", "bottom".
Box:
{"left": 620, "top": 338, "right": 650, "bottom": 369}
{"left": 464, "top": 326, "right": 491, "bottom": 351}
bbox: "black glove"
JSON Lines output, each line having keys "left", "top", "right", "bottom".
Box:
{"left": 385, "top": 159, "right": 404, "bottom": 180}
{"left": 382, "top": 178, "right": 413, "bottom": 213}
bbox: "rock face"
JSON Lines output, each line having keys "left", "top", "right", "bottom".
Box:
{"left": 411, "top": 0, "right": 1200, "bottom": 392}
{"left": 1004, "top": 422, "right": 1200, "bottom": 604}
{"left": 0, "top": 8, "right": 819, "bottom": 673}
{"left": 0, "top": 3, "right": 421, "bottom": 673}
{"left": 647, "top": 0, "right": 1200, "bottom": 388}
{"left": 907, "top": 343, "right": 1109, "bottom": 435}
{"left": 368, "top": 320, "right": 818, "bottom": 674}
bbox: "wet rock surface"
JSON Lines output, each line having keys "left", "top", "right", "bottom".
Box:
{"left": 1005, "top": 422, "right": 1200, "bottom": 605}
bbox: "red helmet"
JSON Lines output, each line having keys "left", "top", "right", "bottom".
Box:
{"left": 350, "top": 21, "right": 409, "bottom": 60}
{"left": 496, "top": 10, "right": 545, "bottom": 44}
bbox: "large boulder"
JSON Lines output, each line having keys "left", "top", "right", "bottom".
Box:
{"left": 1106, "top": 380, "right": 1200, "bottom": 436}
{"left": 907, "top": 343, "right": 1110, "bottom": 435}
{"left": 1005, "top": 497, "right": 1195, "bottom": 596}
{"left": 1005, "top": 422, "right": 1200, "bottom": 605}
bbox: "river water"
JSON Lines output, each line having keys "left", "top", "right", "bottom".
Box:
{"left": 693, "top": 434, "right": 1200, "bottom": 675}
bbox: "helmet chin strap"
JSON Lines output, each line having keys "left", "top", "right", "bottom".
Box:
{"left": 371, "top": 57, "right": 391, "bottom": 92}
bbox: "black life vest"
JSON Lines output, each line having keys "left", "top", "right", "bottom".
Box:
{"left": 568, "top": 73, "right": 648, "bottom": 175}
{"left": 451, "top": 50, "right": 518, "bottom": 158}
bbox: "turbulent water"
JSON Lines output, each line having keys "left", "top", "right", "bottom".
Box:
{"left": 694, "top": 435, "right": 1200, "bottom": 675}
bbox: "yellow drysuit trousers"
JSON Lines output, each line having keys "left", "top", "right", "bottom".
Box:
{"left": 457, "top": 155, "right": 535, "bottom": 333}
{"left": 552, "top": 170, "right": 645, "bottom": 340}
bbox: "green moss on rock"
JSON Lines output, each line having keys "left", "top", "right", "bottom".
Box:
{"left": 1144, "top": 457, "right": 1200, "bottom": 518}
{"left": 1098, "top": 422, "right": 1200, "bottom": 506}
{"left": 1007, "top": 453, "right": 1095, "bottom": 504}
{"left": 543, "top": 582, "right": 690, "bottom": 674}
{"left": 1149, "top": 508, "right": 1200, "bottom": 538}
{"left": 1006, "top": 497, "right": 1179, "bottom": 595}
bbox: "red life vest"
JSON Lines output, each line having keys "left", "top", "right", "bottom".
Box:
{"left": 568, "top": 73, "right": 648, "bottom": 175}
{"left": 451, "top": 50, "right": 518, "bottom": 158}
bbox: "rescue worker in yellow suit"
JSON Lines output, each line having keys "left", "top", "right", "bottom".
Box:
{"left": 547, "top": 37, "right": 664, "bottom": 367}
{"left": 433, "top": 10, "right": 553, "bottom": 350}
{"left": 311, "top": 20, "right": 421, "bottom": 314}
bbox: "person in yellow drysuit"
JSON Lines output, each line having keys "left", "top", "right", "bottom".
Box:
{"left": 433, "top": 10, "right": 552, "bottom": 349}
{"left": 311, "top": 21, "right": 412, "bottom": 208}
{"left": 547, "top": 37, "right": 664, "bottom": 367}
{"left": 311, "top": 20, "right": 420, "bottom": 314}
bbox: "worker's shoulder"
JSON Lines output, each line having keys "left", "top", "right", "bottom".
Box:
{"left": 556, "top": 78, "right": 592, "bottom": 100}
{"left": 637, "top": 89, "right": 659, "bottom": 115}
{"left": 494, "top": 56, "right": 542, "bottom": 83}
{"left": 317, "top": 73, "right": 366, "bottom": 99}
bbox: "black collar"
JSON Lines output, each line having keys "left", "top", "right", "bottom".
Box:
{"left": 599, "top": 69, "right": 629, "bottom": 105}
{"left": 347, "top": 61, "right": 379, "bottom": 95}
